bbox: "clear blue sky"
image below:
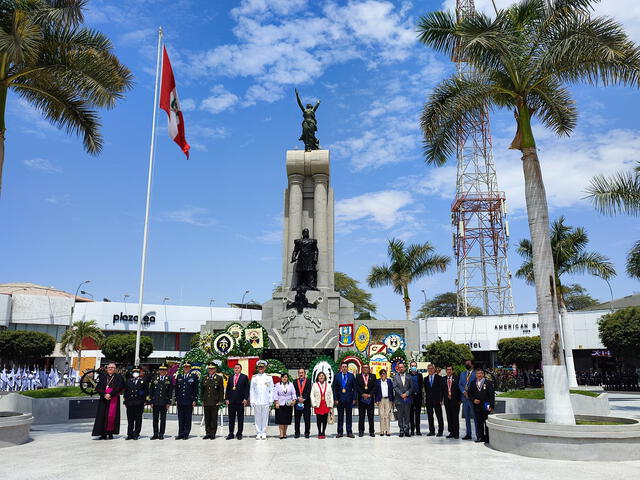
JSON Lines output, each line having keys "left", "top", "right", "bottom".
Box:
{"left": 2, "top": 0, "right": 639, "bottom": 319}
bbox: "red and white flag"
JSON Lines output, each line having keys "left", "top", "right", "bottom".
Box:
{"left": 159, "top": 46, "right": 190, "bottom": 158}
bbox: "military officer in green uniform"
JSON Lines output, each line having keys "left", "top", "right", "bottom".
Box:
{"left": 200, "top": 364, "right": 225, "bottom": 439}
{"left": 148, "top": 365, "right": 173, "bottom": 440}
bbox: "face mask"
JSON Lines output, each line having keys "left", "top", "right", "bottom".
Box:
{"left": 132, "top": 372, "right": 139, "bottom": 378}
{"left": 410, "top": 366, "right": 417, "bottom": 372}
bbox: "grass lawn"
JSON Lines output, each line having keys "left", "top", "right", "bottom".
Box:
{"left": 497, "top": 389, "right": 600, "bottom": 399}
{"left": 512, "top": 418, "right": 623, "bottom": 426}
{"left": 19, "top": 387, "right": 89, "bottom": 398}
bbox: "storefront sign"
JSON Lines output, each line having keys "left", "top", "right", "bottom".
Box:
{"left": 112, "top": 312, "right": 155, "bottom": 324}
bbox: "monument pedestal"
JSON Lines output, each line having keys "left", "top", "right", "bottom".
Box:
{"left": 261, "top": 149, "right": 353, "bottom": 352}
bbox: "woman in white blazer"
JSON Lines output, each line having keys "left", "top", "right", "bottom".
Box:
{"left": 310, "top": 372, "right": 334, "bottom": 438}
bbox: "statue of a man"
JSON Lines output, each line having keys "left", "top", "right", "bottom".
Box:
{"left": 295, "top": 88, "right": 320, "bottom": 151}
{"left": 290, "top": 228, "right": 319, "bottom": 290}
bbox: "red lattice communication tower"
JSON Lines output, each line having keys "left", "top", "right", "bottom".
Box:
{"left": 451, "top": 0, "right": 515, "bottom": 315}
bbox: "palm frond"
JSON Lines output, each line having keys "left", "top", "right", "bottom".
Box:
{"left": 626, "top": 240, "right": 640, "bottom": 279}
{"left": 38, "top": 0, "right": 87, "bottom": 28}
{"left": 563, "top": 251, "right": 616, "bottom": 280}
{"left": 528, "top": 78, "right": 577, "bottom": 135}
{"left": 586, "top": 170, "right": 640, "bottom": 216}
{"left": 516, "top": 238, "right": 533, "bottom": 260}
{"left": 515, "top": 260, "right": 535, "bottom": 285}
{"left": 367, "top": 265, "right": 401, "bottom": 294}
{"left": 0, "top": 8, "right": 42, "bottom": 64}
{"left": 416, "top": 10, "right": 458, "bottom": 57}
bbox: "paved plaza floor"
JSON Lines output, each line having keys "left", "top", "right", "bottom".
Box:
{"left": 3, "top": 393, "right": 640, "bottom": 480}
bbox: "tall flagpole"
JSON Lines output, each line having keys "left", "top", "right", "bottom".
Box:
{"left": 135, "top": 26, "right": 163, "bottom": 367}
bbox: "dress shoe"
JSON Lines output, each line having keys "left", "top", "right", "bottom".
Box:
{"left": 125, "top": 436, "right": 133, "bottom": 440}
{"left": 347, "top": 433, "right": 355, "bottom": 438}
{"left": 358, "top": 432, "right": 364, "bottom": 437}
{"left": 133, "top": 435, "right": 139, "bottom": 440}
{"left": 294, "top": 433, "right": 300, "bottom": 438}
{"left": 399, "top": 433, "right": 404, "bottom": 438}
{"left": 99, "top": 435, "right": 106, "bottom": 440}
{"left": 203, "top": 435, "right": 210, "bottom": 440}
{"left": 108, "top": 434, "right": 113, "bottom": 440}
{"left": 175, "top": 435, "right": 182, "bottom": 440}
{"left": 446, "top": 434, "right": 454, "bottom": 438}
{"left": 436, "top": 433, "right": 443, "bottom": 437}
{"left": 475, "top": 438, "right": 484, "bottom": 443}
{"left": 462, "top": 435, "right": 472, "bottom": 440}
{"left": 304, "top": 433, "right": 310, "bottom": 438}
{"left": 410, "top": 430, "right": 415, "bottom": 436}
{"left": 336, "top": 434, "right": 343, "bottom": 438}
{"left": 385, "top": 433, "right": 391, "bottom": 437}
{"left": 226, "top": 434, "right": 235, "bottom": 440}
{"left": 370, "top": 433, "right": 375, "bottom": 437}
{"left": 182, "top": 436, "right": 188, "bottom": 440}
{"left": 211, "top": 435, "right": 216, "bottom": 440}
{"left": 427, "top": 432, "right": 435, "bottom": 437}
{"left": 236, "top": 433, "right": 243, "bottom": 440}
{"left": 150, "top": 435, "right": 158, "bottom": 440}
{"left": 416, "top": 431, "right": 422, "bottom": 436}
{"left": 158, "top": 435, "right": 164, "bottom": 440}
{"left": 452, "top": 435, "right": 459, "bottom": 439}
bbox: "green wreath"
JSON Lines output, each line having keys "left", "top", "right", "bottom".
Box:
{"left": 264, "top": 358, "right": 287, "bottom": 375}
{"left": 336, "top": 350, "right": 369, "bottom": 366}
{"left": 387, "top": 348, "right": 408, "bottom": 364}
{"left": 244, "top": 320, "right": 270, "bottom": 354}
{"left": 307, "top": 355, "right": 337, "bottom": 376}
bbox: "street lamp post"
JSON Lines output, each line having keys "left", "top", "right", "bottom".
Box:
{"left": 240, "top": 290, "right": 250, "bottom": 321}
{"left": 209, "top": 299, "right": 215, "bottom": 322}
{"left": 67, "top": 280, "right": 90, "bottom": 369}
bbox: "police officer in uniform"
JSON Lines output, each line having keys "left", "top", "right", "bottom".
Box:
{"left": 200, "top": 364, "right": 224, "bottom": 439}
{"left": 124, "top": 367, "right": 147, "bottom": 440}
{"left": 175, "top": 362, "right": 198, "bottom": 440}
{"left": 148, "top": 365, "right": 173, "bottom": 440}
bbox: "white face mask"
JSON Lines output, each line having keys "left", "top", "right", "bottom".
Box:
{"left": 132, "top": 372, "right": 140, "bottom": 378}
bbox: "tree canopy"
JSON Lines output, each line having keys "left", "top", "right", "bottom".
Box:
{"left": 424, "top": 339, "right": 473, "bottom": 367}
{"left": 101, "top": 334, "right": 153, "bottom": 365}
{"left": 562, "top": 284, "right": 599, "bottom": 311}
{"left": 598, "top": 307, "right": 640, "bottom": 359}
{"left": 0, "top": 330, "right": 56, "bottom": 363}
{"left": 497, "top": 336, "right": 542, "bottom": 368}
{"left": 417, "top": 292, "right": 483, "bottom": 318}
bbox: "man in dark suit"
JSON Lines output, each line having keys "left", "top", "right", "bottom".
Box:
{"left": 441, "top": 365, "right": 461, "bottom": 438}
{"left": 355, "top": 364, "right": 377, "bottom": 437}
{"left": 423, "top": 364, "right": 444, "bottom": 436}
{"left": 293, "top": 368, "right": 312, "bottom": 438}
{"left": 408, "top": 360, "right": 424, "bottom": 436}
{"left": 175, "top": 362, "right": 199, "bottom": 440}
{"left": 225, "top": 363, "right": 250, "bottom": 440}
{"left": 469, "top": 367, "right": 495, "bottom": 443}
{"left": 332, "top": 362, "right": 356, "bottom": 438}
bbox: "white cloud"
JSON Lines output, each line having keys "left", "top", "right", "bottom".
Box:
{"left": 180, "top": 98, "right": 196, "bottom": 112}
{"left": 186, "top": 1, "right": 417, "bottom": 105}
{"left": 410, "top": 127, "right": 640, "bottom": 213}
{"left": 336, "top": 190, "right": 414, "bottom": 230}
{"left": 45, "top": 193, "right": 71, "bottom": 205}
{"left": 23, "top": 158, "right": 61, "bottom": 173}
{"left": 161, "top": 205, "right": 217, "bottom": 227}
{"left": 200, "top": 85, "right": 239, "bottom": 114}
{"left": 119, "top": 28, "right": 155, "bottom": 46}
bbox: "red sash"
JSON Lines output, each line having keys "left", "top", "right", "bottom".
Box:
{"left": 297, "top": 378, "right": 307, "bottom": 396}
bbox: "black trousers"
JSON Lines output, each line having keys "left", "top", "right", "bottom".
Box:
{"left": 294, "top": 406, "right": 311, "bottom": 435}
{"left": 177, "top": 404, "right": 193, "bottom": 438}
{"left": 316, "top": 413, "right": 328, "bottom": 435}
{"left": 228, "top": 403, "right": 244, "bottom": 435}
{"left": 152, "top": 405, "right": 168, "bottom": 436}
{"left": 409, "top": 395, "right": 422, "bottom": 433}
{"left": 444, "top": 400, "right": 460, "bottom": 436}
{"left": 358, "top": 402, "right": 375, "bottom": 434}
{"left": 474, "top": 407, "right": 489, "bottom": 440}
{"left": 426, "top": 403, "right": 444, "bottom": 434}
{"left": 126, "top": 404, "right": 143, "bottom": 437}
{"left": 336, "top": 402, "right": 353, "bottom": 434}
{"left": 203, "top": 405, "right": 219, "bottom": 436}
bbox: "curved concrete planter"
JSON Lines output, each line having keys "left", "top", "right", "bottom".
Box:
{"left": 488, "top": 413, "right": 640, "bottom": 461}
{"left": 0, "top": 412, "right": 33, "bottom": 448}
{"left": 498, "top": 392, "right": 610, "bottom": 416}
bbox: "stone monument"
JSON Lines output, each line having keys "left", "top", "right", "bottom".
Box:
{"left": 261, "top": 90, "right": 354, "bottom": 350}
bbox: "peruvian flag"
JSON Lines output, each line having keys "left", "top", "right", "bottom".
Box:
{"left": 159, "top": 47, "right": 190, "bottom": 158}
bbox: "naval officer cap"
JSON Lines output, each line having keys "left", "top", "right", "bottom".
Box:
{"left": 183, "top": 362, "right": 191, "bottom": 367}
{"left": 256, "top": 360, "right": 268, "bottom": 367}
{"left": 132, "top": 367, "right": 140, "bottom": 372}
{"left": 159, "top": 365, "right": 168, "bottom": 370}
{"left": 207, "top": 364, "right": 216, "bottom": 369}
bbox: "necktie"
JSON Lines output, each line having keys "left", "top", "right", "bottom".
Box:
{"left": 430, "top": 375, "right": 433, "bottom": 387}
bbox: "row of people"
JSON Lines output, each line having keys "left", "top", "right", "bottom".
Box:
{"left": 91, "top": 359, "right": 494, "bottom": 443}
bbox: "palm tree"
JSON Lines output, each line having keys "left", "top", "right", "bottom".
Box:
{"left": 367, "top": 238, "right": 449, "bottom": 322}
{"left": 60, "top": 320, "right": 105, "bottom": 372}
{"left": 516, "top": 216, "right": 615, "bottom": 387}
{"left": 417, "top": 0, "right": 640, "bottom": 424}
{"left": 587, "top": 161, "right": 640, "bottom": 279}
{"left": 0, "top": 0, "right": 133, "bottom": 196}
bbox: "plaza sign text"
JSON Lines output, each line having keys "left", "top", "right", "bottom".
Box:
{"left": 113, "top": 312, "right": 156, "bottom": 324}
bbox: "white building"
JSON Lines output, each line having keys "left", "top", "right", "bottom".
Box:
{"left": 419, "top": 309, "right": 615, "bottom": 370}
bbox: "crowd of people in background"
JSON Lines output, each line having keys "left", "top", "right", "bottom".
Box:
{"left": 0, "top": 365, "right": 80, "bottom": 391}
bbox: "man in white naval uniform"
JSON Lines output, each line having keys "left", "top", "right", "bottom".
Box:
{"left": 250, "top": 360, "right": 274, "bottom": 440}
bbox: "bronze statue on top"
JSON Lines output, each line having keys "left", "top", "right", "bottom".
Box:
{"left": 295, "top": 88, "right": 320, "bottom": 151}
{"left": 291, "top": 228, "right": 318, "bottom": 290}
